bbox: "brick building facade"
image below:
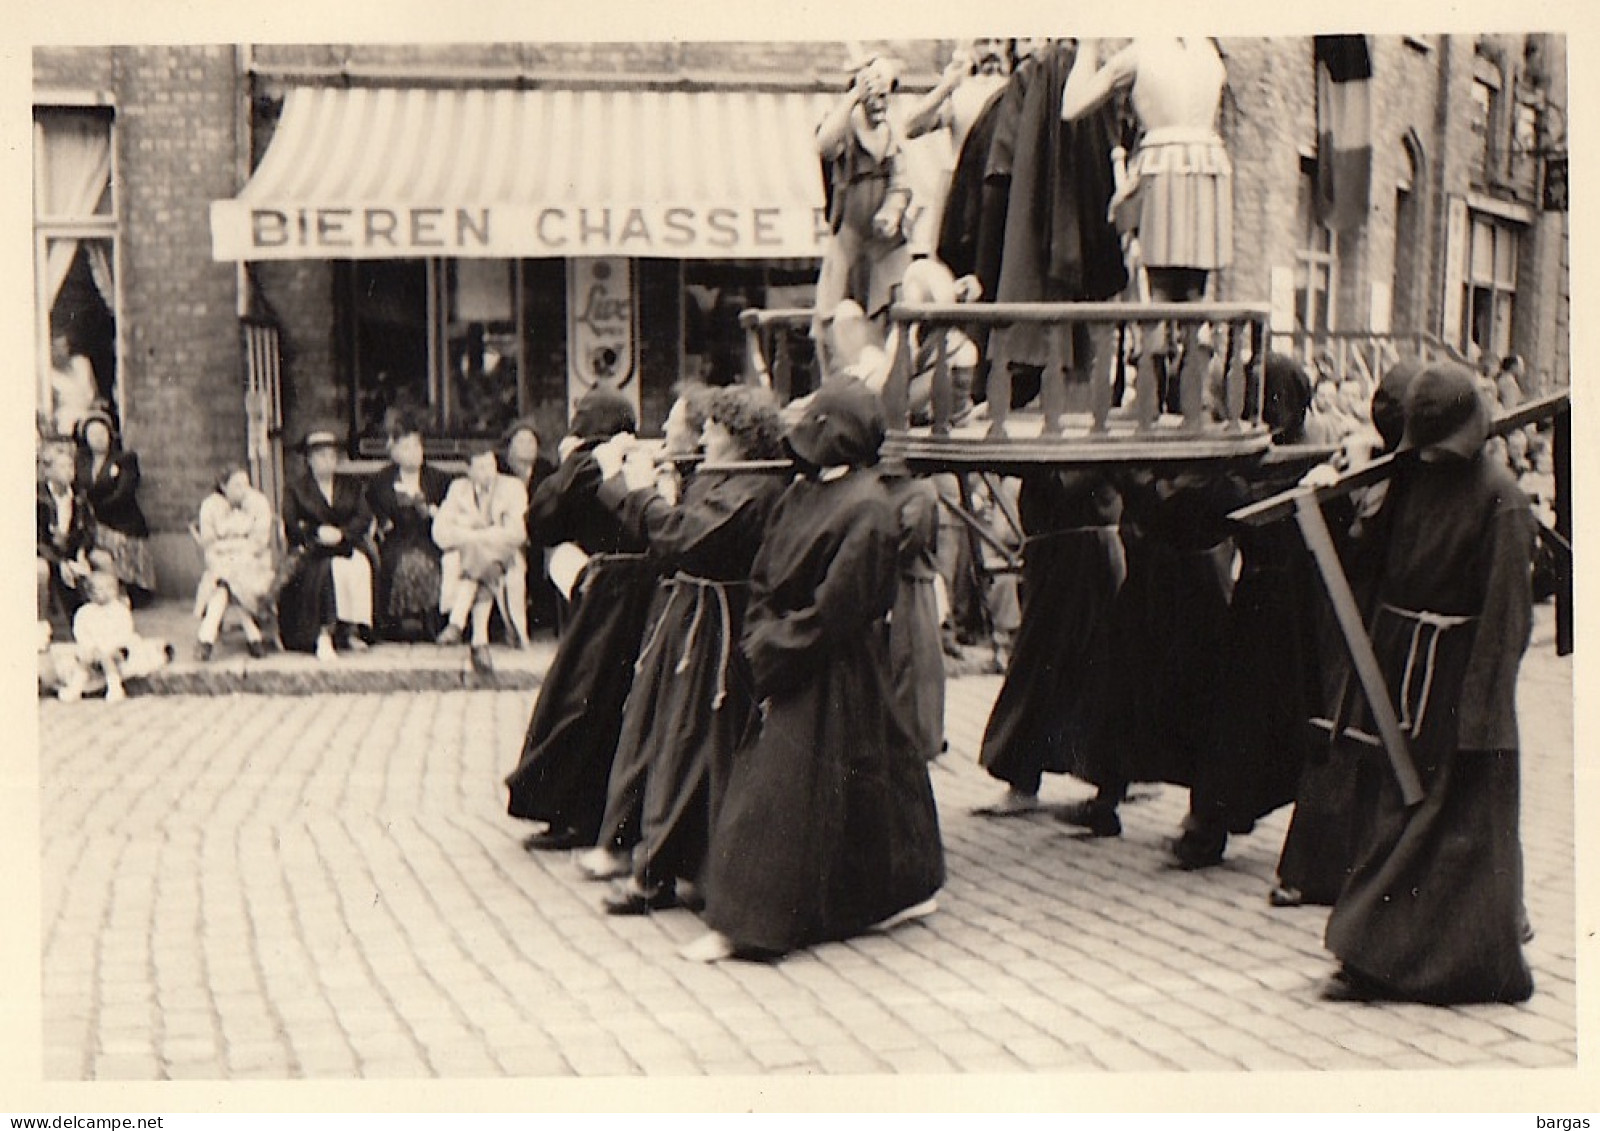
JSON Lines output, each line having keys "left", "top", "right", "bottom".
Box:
{"left": 32, "top": 37, "right": 1569, "bottom": 597}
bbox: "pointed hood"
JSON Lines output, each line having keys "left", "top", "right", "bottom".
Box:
{"left": 1397, "top": 361, "right": 1490, "bottom": 460}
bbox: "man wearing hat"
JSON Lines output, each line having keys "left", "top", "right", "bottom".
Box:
{"left": 1320, "top": 361, "right": 1536, "bottom": 1004}
{"left": 277, "top": 427, "right": 376, "bottom": 661}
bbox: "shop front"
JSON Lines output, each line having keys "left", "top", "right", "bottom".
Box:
{"left": 211, "top": 83, "right": 951, "bottom": 468}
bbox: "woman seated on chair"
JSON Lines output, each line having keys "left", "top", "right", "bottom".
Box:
{"left": 367, "top": 413, "right": 454, "bottom": 642}
{"left": 277, "top": 427, "right": 377, "bottom": 661}
{"left": 192, "top": 466, "right": 276, "bottom": 660}
{"left": 432, "top": 441, "right": 529, "bottom": 673}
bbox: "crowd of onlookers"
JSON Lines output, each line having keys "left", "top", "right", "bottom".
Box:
{"left": 36, "top": 405, "right": 567, "bottom": 699}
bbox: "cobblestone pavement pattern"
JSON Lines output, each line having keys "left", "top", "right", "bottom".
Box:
{"left": 38, "top": 612, "right": 1574, "bottom": 1079}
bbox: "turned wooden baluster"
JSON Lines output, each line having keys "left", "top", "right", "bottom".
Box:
{"left": 1134, "top": 320, "right": 1162, "bottom": 430}
{"left": 986, "top": 325, "right": 1013, "bottom": 439}
{"left": 930, "top": 326, "right": 953, "bottom": 437}
{"left": 1224, "top": 320, "right": 1246, "bottom": 428}
{"left": 1039, "top": 323, "right": 1067, "bottom": 437}
{"left": 1090, "top": 319, "right": 1117, "bottom": 434}
{"left": 1178, "top": 318, "right": 1210, "bottom": 431}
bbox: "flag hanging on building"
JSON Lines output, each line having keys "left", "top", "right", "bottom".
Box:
{"left": 1314, "top": 35, "right": 1373, "bottom": 233}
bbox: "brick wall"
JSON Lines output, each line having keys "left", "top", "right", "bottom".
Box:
{"left": 1216, "top": 37, "right": 1314, "bottom": 310}
{"left": 32, "top": 46, "right": 114, "bottom": 93}
{"left": 109, "top": 46, "right": 246, "bottom": 595}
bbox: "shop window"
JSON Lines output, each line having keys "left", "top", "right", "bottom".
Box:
{"left": 33, "top": 106, "right": 118, "bottom": 438}
{"left": 682, "top": 259, "right": 818, "bottom": 394}
{"left": 1293, "top": 161, "right": 1336, "bottom": 335}
{"left": 350, "top": 258, "right": 563, "bottom": 453}
{"left": 1464, "top": 215, "right": 1519, "bottom": 363}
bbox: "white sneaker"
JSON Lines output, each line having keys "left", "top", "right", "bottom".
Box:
{"left": 104, "top": 683, "right": 126, "bottom": 702}
{"left": 869, "top": 897, "right": 938, "bottom": 933}
{"left": 57, "top": 682, "right": 83, "bottom": 703}
{"left": 315, "top": 634, "right": 338, "bottom": 663}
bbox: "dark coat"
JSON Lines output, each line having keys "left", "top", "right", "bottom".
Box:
{"left": 591, "top": 469, "right": 787, "bottom": 888}
{"left": 504, "top": 445, "right": 658, "bottom": 840}
{"left": 276, "top": 471, "right": 376, "bottom": 652}
{"left": 367, "top": 462, "right": 454, "bottom": 639}
{"left": 980, "top": 470, "right": 1125, "bottom": 791}
{"left": 76, "top": 450, "right": 148, "bottom": 538}
{"left": 1324, "top": 455, "right": 1535, "bottom": 1003}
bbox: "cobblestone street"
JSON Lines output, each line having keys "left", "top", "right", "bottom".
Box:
{"left": 35, "top": 610, "right": 1575, "bottom": 1084}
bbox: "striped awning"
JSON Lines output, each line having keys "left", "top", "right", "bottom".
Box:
{"left": 211, "top": 86, "right": 953, "bottom": 262}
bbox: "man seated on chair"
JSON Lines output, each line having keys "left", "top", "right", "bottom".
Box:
{"left": 432, "top": 441, "right": 529, "bottom": 673}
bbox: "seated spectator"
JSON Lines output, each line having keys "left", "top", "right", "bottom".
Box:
{"left": 75, "top": 408, "right": 156, "bottom": 606}
{"left": 55, "top": 570, "right": 172, "bottom": 702}
{"left": 277, "top": 427, "right": 376, "bottom": 661}
{"left": 433, "top": 442, "right": 529, "bottom": 673}
{"left": 368, "top": 415, "right": 453, "bottom": 642}
{"left": 37, "top": 440, "right": 95, "bottom": 632}
{"left": 192, "top": 466, "right": 276, "bottom": 660}
{"left": 500, "top": 417, "right": 559, "bottom": 632}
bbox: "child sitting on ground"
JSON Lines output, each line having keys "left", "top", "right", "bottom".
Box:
{"left": 59, "top": 569, "right": 138, "bottom": 701}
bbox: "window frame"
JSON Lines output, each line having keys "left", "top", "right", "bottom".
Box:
{"left": 33, "top": 104, "right": 120, "bottom": 430}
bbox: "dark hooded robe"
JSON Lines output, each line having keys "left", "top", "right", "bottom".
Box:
{"left": 701, "top": 381, "right": 944, "bottom": 954}
{"left": 1277, "top": 359, "right": 1421, "bottom": 902}
{"left": 503, "top": 391, "right": 658, "bottom": 843}
{"left": 589, "top": 467, "right": 787, "bottom": 891}
{"left": 979, "top": 470, "right": 1125, "bottom": 794}
{"left": 885, "top": 471, "right": 947, "bottom": 762}
{"left": 1096, "top": 472, "right": 1238, "bottom": 791}
{"left": 1324, "top": 363, "right": 1534, "bottom": 1004}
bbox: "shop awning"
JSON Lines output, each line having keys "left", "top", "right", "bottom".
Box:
{"left": 211, "top": 86, "right": 953, "bottom": 262}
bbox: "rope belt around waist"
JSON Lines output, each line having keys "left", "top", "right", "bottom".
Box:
{"left": 1380, "top": 603, "right": 1476, "bottom": 739}
{"left": 1022, "top": 523, "right": 1120, "bottom": 550}
{"left": 634, "top": 571, "right": 743, "bottom": 711}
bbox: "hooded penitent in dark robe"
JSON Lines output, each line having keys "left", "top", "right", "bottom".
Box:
{"left": 994, "top": 41, "right": 1128, "bottom": 372}
{"left": 1277, "top": 359, "right": 1422, "bottom": 902}
{"left": 1098, "top": 473, "right": 1237, "bottom": 791}
{"left": 277, "top": 472, "right": 377, "bottom": 653}
{"left": 503, "top": 391, "right": 657, "bottom": 844}
{"left": 589, "top": 468, "right": 787, "bottom": 892}
{"left": 886, "top": 472, "right": 946, "bottom": 762}
{"left": 1324, "top": 363, "right": 1534, "bottom": 1004}
{"left": 1182, "top": 471, "right": 1326, "bottom": 850}
{"left": 979, "top": 470, "right": 1125, "bottom": 794}
{"left": 701, "top": 382, "right": 944, "bottom": 955}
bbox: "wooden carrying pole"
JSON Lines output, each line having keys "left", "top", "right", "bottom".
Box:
{"left": 1293, "top": 494, "right": 1425, "bottom": 807}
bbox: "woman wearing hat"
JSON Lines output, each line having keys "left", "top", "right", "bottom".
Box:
{"left": 1320, "top": 361, "right": 1536, "bottom": 1004}
{"left": 277, "top": 427, "right": 376, "bottom": 661}
{"left": 75, "top": 407, "right": 156, "bottom": 606}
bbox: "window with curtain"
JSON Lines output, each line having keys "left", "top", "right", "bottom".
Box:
{"left": 33, "top": 106, "right": 117, "bottom": 438}
{"left": 1465, "top": 214, "right": 1520, "bottom": 364}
